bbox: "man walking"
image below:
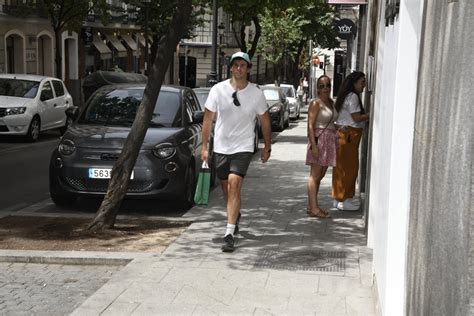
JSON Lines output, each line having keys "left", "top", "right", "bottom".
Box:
{"left": 201, "top": 52, "right": 272, "bottom": 252}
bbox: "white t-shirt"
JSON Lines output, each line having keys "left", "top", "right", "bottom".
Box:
{"left": 335, "top": 92, "right": 366, "bottom": 129}
{"left": 205, "top": 79, "right": 268, "bottom": 154}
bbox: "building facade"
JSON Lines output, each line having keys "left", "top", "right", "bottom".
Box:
{"left": 352, "top": 0, "right": 472, "bottom": 314}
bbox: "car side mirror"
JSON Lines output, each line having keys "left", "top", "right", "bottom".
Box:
{"left": 192, "top": 111, "right": 204, "bottom": 124}
{"left": 65, "top": 106, "right": 80, "bottom": 120}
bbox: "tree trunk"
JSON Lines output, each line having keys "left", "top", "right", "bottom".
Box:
{"left": 87, "top": 0, "right": 193, "bottom": 231}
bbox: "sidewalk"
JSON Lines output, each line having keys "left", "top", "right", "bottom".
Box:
{"left": 72, "top": 110, "right": 377, "bottom": 315}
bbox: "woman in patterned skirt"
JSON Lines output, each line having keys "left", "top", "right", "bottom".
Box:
{"left": 306, "top": 75, "right": 338, "bottom": 218}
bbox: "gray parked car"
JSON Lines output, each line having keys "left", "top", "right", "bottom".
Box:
{"left": 265, "top": 83, "right": 300, "bottom": 120}
{"left": 49, "top": 84, "right": 214, "bottom": 209}
{"left": 260, "top": 85, "right": 290, "bottom": 132}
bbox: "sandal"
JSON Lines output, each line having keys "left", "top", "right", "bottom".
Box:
{"left": 307, "top": 208, "right": 330, "bottom": 216}
{"left": 308, "top": 209, "right": 331, "bottom": 219}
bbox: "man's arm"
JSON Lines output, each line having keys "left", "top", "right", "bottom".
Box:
{"left": 259, "top": 111, "right": 272, "bottom": 163}
{"left": 201, "top": 108, "right": 215, "bottom": 164}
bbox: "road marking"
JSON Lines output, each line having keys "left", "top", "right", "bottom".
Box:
{"left": 0, "top": 138, "right": 59, "bottom": 156}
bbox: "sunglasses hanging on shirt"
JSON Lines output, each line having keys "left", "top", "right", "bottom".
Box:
{"left": 232, "top": 91, "right": 241, "bottom": 106}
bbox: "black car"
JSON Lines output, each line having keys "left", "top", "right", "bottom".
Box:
{"left": 260, "top": 86, "right": 290, "bottom": 132}
{"left": 49, "top": 84, "right": 214, "bottom": 209}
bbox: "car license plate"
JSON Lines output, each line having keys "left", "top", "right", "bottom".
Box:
{"left": 88, "top": 168, "right": 134, "bottom": 179}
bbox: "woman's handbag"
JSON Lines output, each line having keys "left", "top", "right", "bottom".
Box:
{"left": 194, "top": 162, "right": 211, "bottom": 205}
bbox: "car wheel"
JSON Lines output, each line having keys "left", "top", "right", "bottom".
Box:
{"left": 60, "top": 117, "right": 73, "bottom": 135}
{"left": 277, "top": 114, "right": 284, "bottom": 132}
{"left": 49, "top": 168, "right": 77, "bottom": 208}
{"left": 180, "top": 164, "right": 196, "bottom": 210}
{"left": 26, "top": 116, "right": 41, "bottom": 142}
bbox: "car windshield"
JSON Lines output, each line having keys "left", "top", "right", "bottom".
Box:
{"left": 263, "top": 89, "right": 280, "bottom": 101}
{"left": 0, "top": 79, "right": 40, "bottom": 98}
{"left": 80, "top": 88, "right": 180, "bottom": 127}
{"left": 281, "top": 86, "right": 294, "bottom": 98}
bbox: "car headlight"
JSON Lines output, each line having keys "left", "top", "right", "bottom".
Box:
{"left": 289, "top": 102, "right": 297, "bottom": 109}
{"left": 269, "top": 105, "right": 282, "bottom": 113}
{"left": 5, "top": 107, "right": 26, "bottom": 116}
{"left": 59, "top": 139, "right": 76, "bottom": 155}
{"left": 153, "top": 143, "right": 176, "bottom": 159}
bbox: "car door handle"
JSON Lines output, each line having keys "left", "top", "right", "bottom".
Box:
{"left": 53, "top": 104, "right": 58, "bottom": 107}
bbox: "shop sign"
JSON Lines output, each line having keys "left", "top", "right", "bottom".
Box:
{"left": 82, "top": 27, "right": 93, "bottom": 44}
{"left": 334, "top": 19, "right": 357, "bottom": 40}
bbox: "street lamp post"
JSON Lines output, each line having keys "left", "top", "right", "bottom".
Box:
{"left": 207, "top": 0, "right": 218, "bottom": 87}
{"left": 143, "top": 0, "right": 150, "bottom": 75}
{"left": 218, "top": 22, "right": 225, "bottom": 81}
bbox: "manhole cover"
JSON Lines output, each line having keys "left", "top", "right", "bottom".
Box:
{"left": 254, "top": 249, "right": 345, "bottom": 272}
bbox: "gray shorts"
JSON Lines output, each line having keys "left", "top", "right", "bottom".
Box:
{"left": 215, "top": 152, "right": 253, "bottom": 180}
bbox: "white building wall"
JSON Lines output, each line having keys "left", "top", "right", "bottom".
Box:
{"left": 367, "top": 0, "right": 424, "bottom": 314}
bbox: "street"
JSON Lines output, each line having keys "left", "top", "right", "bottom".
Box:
{"left": 0, "top": 132, "right": 61, "bottom": 213}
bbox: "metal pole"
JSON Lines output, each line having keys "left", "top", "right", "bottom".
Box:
{"left": 208, "top": 0, "right": 218, "bottom": 87}
{"left": 184, "top": 45, "right": 188, "bottom": 86}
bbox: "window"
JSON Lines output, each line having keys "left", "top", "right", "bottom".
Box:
{"left": 52, "top": 80, "right": 65, "bottom": 97}
{"left": 40, "top": 81, "right": 54, "bottom": 101}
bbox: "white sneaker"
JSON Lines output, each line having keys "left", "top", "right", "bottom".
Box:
{"left": 351, "top": 198, "right": 361, "bottom": 206}
{"left": 337, "top": 199, "right": 360, "bottom": 211}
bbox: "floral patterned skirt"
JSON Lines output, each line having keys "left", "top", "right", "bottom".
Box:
{"left": 305, "top": 128, "right": 337, "bottom": 167}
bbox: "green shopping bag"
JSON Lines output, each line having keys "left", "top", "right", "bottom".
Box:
{"left": 194, "top": 162, "right": 211, "bottom": 205}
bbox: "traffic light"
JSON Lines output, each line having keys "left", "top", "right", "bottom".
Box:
{"left": 319, "top": 62, "right": 324, "bottom": 69}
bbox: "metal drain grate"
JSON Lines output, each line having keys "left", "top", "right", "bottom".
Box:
{"left": 254, "top": 249, "right": 345, "bottom": 272}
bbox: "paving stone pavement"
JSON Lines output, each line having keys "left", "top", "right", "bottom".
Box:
{"left": 70, "top": 107, "right": 377, "bottom": 315}
{"left": 0, "top": 262, "right": 122, "bottom": 315}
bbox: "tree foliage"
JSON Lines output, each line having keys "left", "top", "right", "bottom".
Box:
{"left": 219, "top": 0, "right": 339, "bottom": 83}
{"left": 292, "top": 1, "right": 340, "bottom": 75}
{"left": 42, "top": 0, "right": 109, "bottom": 78}
{"left": 123, "top": 0, "right": 210, "bottom": 67}
{"left": 219, "top": 0, "right": 304, "bottom": 58}
{"left": 257, "top": 8, "right": 305, "bottom": 67}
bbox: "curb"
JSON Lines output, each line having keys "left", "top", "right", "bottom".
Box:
{"left": 0, "top": 250, "right": 156, "bottom": 266}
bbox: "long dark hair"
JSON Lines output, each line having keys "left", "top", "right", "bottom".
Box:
{"left": 334, "top": 71, "right": 365, "bottom": 113}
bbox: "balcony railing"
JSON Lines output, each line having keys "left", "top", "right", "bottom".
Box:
{"left": 2, "top": 4, "right": 48, "bottom": 18}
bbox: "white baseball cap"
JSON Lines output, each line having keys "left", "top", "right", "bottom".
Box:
{"left": 230, "top": 52, "right": 251, "bottom": 66}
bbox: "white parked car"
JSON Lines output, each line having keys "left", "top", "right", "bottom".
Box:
{"left": 0, "top": 74, "right": 74, "bottom": 141}
{"left": 265, "top": 83, "right": 300, "bottom": 120}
